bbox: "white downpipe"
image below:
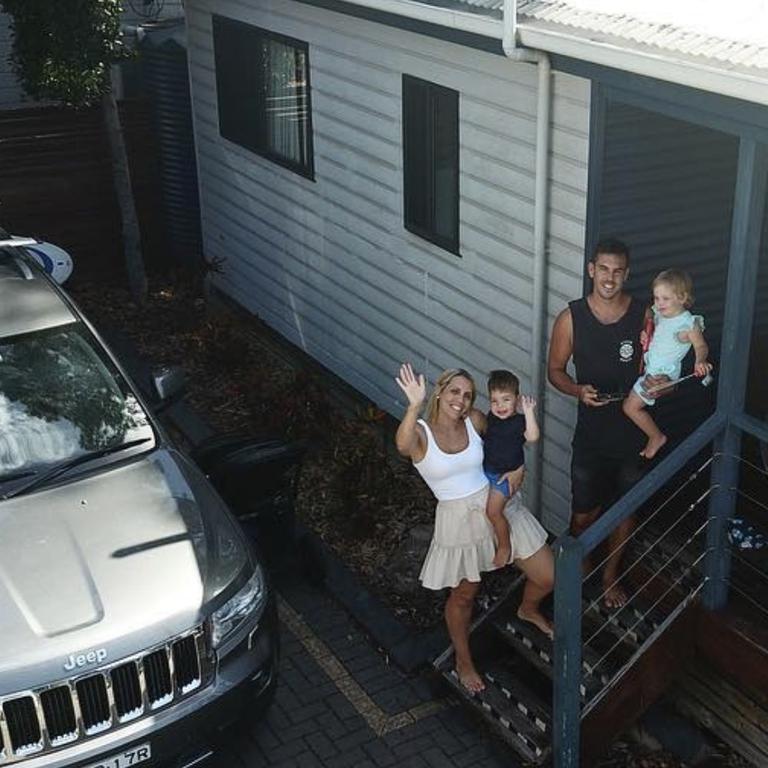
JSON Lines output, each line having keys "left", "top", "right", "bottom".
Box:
{"left": 503, "top": 0, "right": 552, "bottom": 518}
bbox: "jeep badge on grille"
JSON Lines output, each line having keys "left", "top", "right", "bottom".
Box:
{"left": 63, "top": 647, "right": 108, "bottom": 671}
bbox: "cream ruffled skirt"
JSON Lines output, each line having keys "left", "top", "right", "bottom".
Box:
{"left": 419, "top": 484, "right": 548, "bottom": 591}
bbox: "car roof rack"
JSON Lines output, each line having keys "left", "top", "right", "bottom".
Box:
{"left": 0, "top": 237, "right": 37, "bottom": 248}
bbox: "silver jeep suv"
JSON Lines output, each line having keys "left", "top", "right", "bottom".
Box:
{"left": 0, "top": 240, "right": 278, "bottom": 767}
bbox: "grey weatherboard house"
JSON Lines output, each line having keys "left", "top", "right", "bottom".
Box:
{"left": 184, "top": 0, "right": 768, "bottom": 536}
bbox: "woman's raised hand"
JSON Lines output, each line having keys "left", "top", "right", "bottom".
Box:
{"left": 395, "top": 363, "right": 426, "bottom": 408}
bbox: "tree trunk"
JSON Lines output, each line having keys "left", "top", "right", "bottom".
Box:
{"left": 102, "top": 69, "right": 147, "bottom": 303}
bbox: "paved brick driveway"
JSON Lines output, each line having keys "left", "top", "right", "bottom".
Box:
{"left": 209, "top": 575, "right": 520, "bottom": 768}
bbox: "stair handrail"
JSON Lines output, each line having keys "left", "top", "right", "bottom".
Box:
{"left": 552, "top": 410, "right": 726, "bottom": 767}
{"left": 577, "top": 412, "right": 725, "bottom": 556}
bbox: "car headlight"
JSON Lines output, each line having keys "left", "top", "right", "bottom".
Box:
{"left": 211, "top": 564, "right": 267, "bottom": 648}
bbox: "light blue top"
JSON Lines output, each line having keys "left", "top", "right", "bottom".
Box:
{"left": 645, "top": 308, "right": 704, "bottom": 380}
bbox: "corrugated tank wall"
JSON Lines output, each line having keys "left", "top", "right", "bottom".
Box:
{"left": 0, "top": 11, "right": 31, "bottom": 108}
{"left": 598, "top": 100, "right": 739, "bottom": 440}
{"left": 185, "top": 0, "right": 589, "bottom": 533}
{"left": 0, "top": 5, "right": 186, "bottom": 110}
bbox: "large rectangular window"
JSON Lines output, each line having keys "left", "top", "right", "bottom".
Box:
{"left": 212, "top": 16, "right": 314, "bottom": 179}
{"left": 402, "top": 75, "right": 459, "bottom": 254}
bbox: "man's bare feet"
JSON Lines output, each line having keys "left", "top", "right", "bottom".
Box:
{"left": 455, "top": 663, "right": 485, "bottom": 693}
{"left": 640, "top": 433, "right": 667, "bottom": 459}
{"left": 602, "top": 581, "right": 628, "bottom": 609}
{"left": 517, "top": 605, "right": 554, "bottom": 639}
{"left": 493, "top": 544, "right": 511, "bottom": 569}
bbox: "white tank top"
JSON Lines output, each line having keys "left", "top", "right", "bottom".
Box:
{"left": 413, "top": 418, "right": 488, "bottom": 501}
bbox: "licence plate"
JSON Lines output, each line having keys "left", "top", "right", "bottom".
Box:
{"left": 84, "top": 743, "right": 152, "bottom": 768}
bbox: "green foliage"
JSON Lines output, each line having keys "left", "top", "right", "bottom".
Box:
{"left": 1, "top": 0, "right": 125, "bottom": 106}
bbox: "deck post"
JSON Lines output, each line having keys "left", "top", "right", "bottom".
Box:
{"left": 704, "top": 426, "right": 740, "bottom": 610}
{"left": 553, "top": 535, "right": 583, "bottom": 768}
{"left": 704, "top": 139, "right": 767, "bottom": 611}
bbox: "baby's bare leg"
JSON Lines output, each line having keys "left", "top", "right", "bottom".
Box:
{"left": 623, "top": 390, "right": 667, "bottom": 459}
{"left": 486, "top": 489, "right": 511, "bottom": 568}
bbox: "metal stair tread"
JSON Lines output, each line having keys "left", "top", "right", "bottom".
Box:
{"left": 483, "top": 660, "right": 552, "bottom": 734}
{"left": 442, "top": 669, "right": 548, "bottom": 763}
{"left": 581, "top": 581, "right": 658, "bottom": 647}
{"left": 491, "top": 612, "right": 610, "bottom": 698}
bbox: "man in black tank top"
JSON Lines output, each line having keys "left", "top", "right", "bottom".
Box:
{"left": 548, "top": 239, "right": 662, "bottom": 608}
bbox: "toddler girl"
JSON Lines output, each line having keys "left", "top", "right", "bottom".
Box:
{"left": 623, "top": 269, "right": 711, "bottom": 459}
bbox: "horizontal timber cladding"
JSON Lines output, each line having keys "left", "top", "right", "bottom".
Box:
{"left": 185, "top": 0, "right": 589, "bottom": 532}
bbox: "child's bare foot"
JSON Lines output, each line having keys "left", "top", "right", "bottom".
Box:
{"left": 517, "top": 605, "right": 554, "bottom": 639}
{"left": 493, "top": 544, "right": 511, "bottom": 569}
{"left": 640, "top": 433, "right": 667, "bottom": 459}
{"left": 455, "top": 663, "right": 485, "bottom": 693}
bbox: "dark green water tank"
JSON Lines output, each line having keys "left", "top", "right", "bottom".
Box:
{"left": 139, "top": 18, "right": 202, "bottom": 266}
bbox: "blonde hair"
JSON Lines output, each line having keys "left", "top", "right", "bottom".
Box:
{"left": 653, "top": 269, "right": 695, "bottom": 308}
{"left": 424, "top": 368, "right": 476, "bottom": 423}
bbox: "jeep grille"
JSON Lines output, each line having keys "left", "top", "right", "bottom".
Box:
{"left": 0, "top": 628, "right": 210, "bottom": 764}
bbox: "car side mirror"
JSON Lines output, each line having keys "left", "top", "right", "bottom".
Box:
{"left": 152, "top": 365, "right": 187, "bottom": 407}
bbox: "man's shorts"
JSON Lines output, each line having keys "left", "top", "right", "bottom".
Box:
{"left": 570, "top": 447, "right": 646, "bottom": 515}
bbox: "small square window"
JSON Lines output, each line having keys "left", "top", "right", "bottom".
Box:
{"left": 212, "top": 16, "right": 314, "bottom": 179}
{"left": 402, "top": 75, "right": 459, "bottom": 255}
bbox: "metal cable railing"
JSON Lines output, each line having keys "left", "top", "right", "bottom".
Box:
{"left": 582, "top": 484, "right": 714, "bottom": 622}
{"left": 582, "top": 514, "right": 711, "bottom": 654}
{"left": 582, "top": 456, "right": 714, "bottom": 588}
{"left": 553, "top": 411, "right": 768, "bottom": 767}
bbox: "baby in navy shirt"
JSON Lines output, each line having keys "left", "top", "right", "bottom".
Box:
{"left": 483, "top": 370, "right": 540, "bottom": 568}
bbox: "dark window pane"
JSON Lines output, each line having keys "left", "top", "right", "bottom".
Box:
{"left": 212, "top": 16, "right": 314, "bottom": 179}
{"left": 402, "top": 75, "right": 459, "bottom": 255}
{"left": 403, "top": 77, "right": 430, "bottom": 231}
{"left": 433, "top": 88, "right": 458, "bottom": 244}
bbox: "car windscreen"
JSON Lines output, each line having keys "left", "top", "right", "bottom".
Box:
{"left": 0, "top": 322, "right": 154, "bottom": 476}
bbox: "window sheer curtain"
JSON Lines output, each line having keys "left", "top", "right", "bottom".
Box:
{"left": 263, "top": 38, "right": 309, "bottom": 167}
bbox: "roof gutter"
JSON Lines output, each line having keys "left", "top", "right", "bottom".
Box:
{"left": 518, "top": 23, "right": 768, "bottom": 108}
{"left": 323, "top": 0, "right": 502, "bottom": 38}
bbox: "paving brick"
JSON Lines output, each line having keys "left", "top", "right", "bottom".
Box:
{"left": 315, "top": 710, "right": 350, "bottom": 740}
{"left": 400, "top": 755, "right": 429, "bottom": 768}
{"left": 392, "top": 733, "right": 443, "bottom": 760}
{"left": 418, "top": 723, "right": 466, "bottom": 756}
{"left": 334, "top": 725, "right": 376, "bottom": 754}
{"left": 324, "top": 745, "right": 368, "bottom": 767}
{"left": 289, "top": 700, "right": 330, "bottom": 725}
{"left": 296, "top": 680, "right": 339, "bottom": 706}
{"left": 272, "top": 751, "right": 322, "bottom": 768}
{"left": 268, "top": 737, "right": 311, "bottom": 763}
{"left": 305, "top": 730, "right": 340, "bottom": 760}
{"left": 362, "top": 739, "right": 399, "bottom": 767}
{"left": 245, "top": 721, "right": 281, "bottom": 751}
{"left": 277, "top": 718, "right": 323, "bottom": 744}
{"left": 422, "top": 745, "right": 450, "bottom": 768}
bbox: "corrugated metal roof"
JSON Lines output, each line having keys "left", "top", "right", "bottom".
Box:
{"left": 427, "top": 0, "right": 768, "bottom": 72}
